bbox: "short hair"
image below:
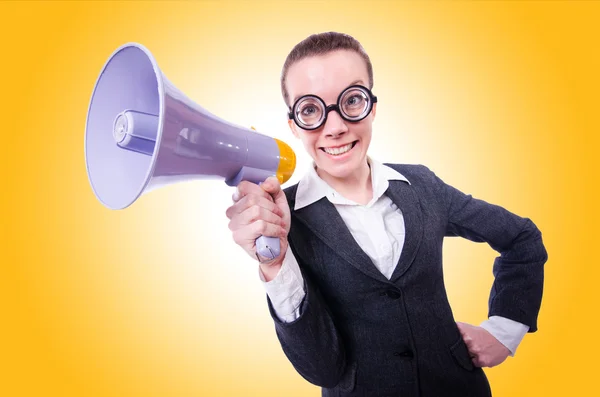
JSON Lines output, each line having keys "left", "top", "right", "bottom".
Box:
{"left": 280, "top": 32, "right": 374, "bottom": 107}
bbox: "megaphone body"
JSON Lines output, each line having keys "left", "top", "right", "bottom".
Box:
{"left": 85, "top": 43, "right": 296, "bottom": 259}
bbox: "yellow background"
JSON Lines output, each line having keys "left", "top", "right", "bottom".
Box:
{"left": 1, "top": 1, "right": 598, "bottom": 396}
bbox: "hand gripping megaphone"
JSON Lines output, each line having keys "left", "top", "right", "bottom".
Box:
{"left": 84, "top": 43, "right": 296, "bottom": 260}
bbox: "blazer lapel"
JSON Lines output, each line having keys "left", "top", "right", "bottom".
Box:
{"left": 385, "top": 179, "right": 424, "bottom": 282}
{"left": 293, "top": 198, "right": 390, "bottom": 283}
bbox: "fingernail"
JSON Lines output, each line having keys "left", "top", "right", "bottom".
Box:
{"left": 232, "top": 187, "right": 240, "bottom": 201}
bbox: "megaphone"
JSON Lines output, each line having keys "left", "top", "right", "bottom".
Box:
{"left": 84, "top": 43, "right": 296, "bottom": 260}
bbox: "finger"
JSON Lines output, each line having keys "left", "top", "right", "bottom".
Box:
{"left": 229, "top": 205, "right": 284, "bottom": 230}
{"left": 462, "top": 334, "right": 474, "bottom": 346}
{"left": 226, "top": 194, "right": 283, "bottom": 219}
{"left": 250, "top": 220, "right": 287, "bottom": 240}
{"left": 232, "top": 187, "right": 241, "bottom": 202}
{"left": 232, "top": 221, "right": 286, "bottom": 246}
{"left": 456, "top": 322, "right": 470, "bottom": 339}
{"left": 234, "top": 181, "right": 274, "bottom": 203}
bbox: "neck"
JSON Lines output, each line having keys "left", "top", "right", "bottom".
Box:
{"left": 316, "top": 159, "right": 373, "bottom": 205}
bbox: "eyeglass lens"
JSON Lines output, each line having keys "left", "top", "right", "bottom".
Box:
{"left": 293, "top": 86, "right": 372, "bottom": 129}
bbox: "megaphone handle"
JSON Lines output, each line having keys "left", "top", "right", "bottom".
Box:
{"left": 226, "top": 165, "right": 282, "bottom": 261}
{"left": 256, "top": 236, "right": 281, "bottom": 261}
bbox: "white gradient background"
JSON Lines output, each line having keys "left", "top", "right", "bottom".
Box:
{"left": 1, "top": 1, "right": 598, "bottom": 396}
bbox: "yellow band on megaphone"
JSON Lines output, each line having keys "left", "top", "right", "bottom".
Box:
{"left": 274, "top": 138, "right": 296, "bottom": 184}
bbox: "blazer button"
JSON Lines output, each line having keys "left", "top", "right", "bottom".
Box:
{"left": 386, "top": 290, "right": 401, "bottom": 299}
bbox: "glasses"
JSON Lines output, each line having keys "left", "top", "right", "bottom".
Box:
{"left": 288, "top": 85, "right": 377, "bottom": 130}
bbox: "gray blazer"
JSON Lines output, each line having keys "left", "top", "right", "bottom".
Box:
{"left": 266, "top": 164, "right": 548, "bottom": 397}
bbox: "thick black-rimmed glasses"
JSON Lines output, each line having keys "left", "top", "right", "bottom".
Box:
{"left": 288, "top": 85, "right": 377, "bottom": 131}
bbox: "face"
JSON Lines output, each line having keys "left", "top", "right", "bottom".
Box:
{"left": 285, "top": 50, "right": 376, "bottom": 180}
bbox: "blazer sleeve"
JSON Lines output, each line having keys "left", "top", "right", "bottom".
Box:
{"left": 429, "top": 167, "right": 548, "bottom": 332}
{"left": 265, "top": 240, "right": 347, "bottom": 389}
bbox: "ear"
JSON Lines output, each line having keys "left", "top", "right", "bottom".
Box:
{"left": 371, "top": 102, "right": 377, "bottom": 120}
{"left": 288, "top": 118, "right": 301, "bottom": 139}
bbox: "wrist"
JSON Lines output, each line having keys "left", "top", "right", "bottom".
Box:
{"left": 259, "top": 261, "right": 283, "bottom": 282}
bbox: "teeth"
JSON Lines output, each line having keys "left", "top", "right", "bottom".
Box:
{"left": 324, "top": 142, "right": 353, "bottom": 156}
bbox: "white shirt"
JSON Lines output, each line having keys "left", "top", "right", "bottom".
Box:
{"left": 259, "top": 157, "right": 529, "bottom": 356}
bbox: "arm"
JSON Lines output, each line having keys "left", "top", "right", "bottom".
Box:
{"left": 262, "top": 242, "right": 347, "bottom": 388}
{"left": 434, "top": 168, "right": 548, "bottom": 332}
{"left": 259, "top": 245, "right": 305, "bottom": 322}
{"left": 226, "top": 177, "right": 347, "bottom": 387}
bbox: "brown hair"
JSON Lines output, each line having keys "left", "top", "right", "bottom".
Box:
{"left": 280, "top": 32, "right": 374, "bottom": 107}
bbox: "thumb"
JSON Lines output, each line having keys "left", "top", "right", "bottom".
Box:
{"left": 456, "top": 321, "right": 468, "bottom": 337}
{"left": 260, "top": 176, "right": 282, "bottom": 197}
{"left": 260, "top": 176, "right": 288, "bottom": 212}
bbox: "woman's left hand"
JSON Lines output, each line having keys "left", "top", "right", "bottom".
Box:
{"left": 456, "top": 322, "right": 511, "bottom": 368}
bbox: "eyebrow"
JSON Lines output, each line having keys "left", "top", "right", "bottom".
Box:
{"left": 291, "top": 79, "right": 366, "bottom": 105}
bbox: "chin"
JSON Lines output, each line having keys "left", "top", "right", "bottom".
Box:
{"left": 318, "top": 165, "right": 349, "bottom": 179}
{"left": 308, "top": 137, "right": 371, "bottom": 179}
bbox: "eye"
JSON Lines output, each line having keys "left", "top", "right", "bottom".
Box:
{"left": 301, "top": 105, "right": 319, "bottom": 115}
{"left": 345, "top": 94, "right": 365, "bottom": 107}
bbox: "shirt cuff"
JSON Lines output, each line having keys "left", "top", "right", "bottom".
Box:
{"left": 480, "top": 315, "right": 530, "bottom": 356}
{"left": 258, "top": 244, "right": 306, "bottom": 323}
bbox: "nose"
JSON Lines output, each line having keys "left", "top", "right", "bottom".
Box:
{"left": 323, "top": 110, "right": 348, "bottom": 138}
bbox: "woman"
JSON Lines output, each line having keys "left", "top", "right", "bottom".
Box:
{"left": 226, "top": 32, "right": 547, "bottom": 397}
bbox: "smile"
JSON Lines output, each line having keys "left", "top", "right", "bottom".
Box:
{"left": 320, "top": 141, "right": 358, "bottom": 156}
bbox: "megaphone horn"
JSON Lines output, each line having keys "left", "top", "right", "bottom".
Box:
{"left": 84, "top": 43, "right": 296, "bottom": 260}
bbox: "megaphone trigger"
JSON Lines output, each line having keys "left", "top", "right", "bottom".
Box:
{"left": 84, "top": 43, "right": 296, "bottom": 261}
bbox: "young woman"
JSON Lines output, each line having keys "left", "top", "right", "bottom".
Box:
{"left": 226, "top": 32, "right": 547, "bottom": 397}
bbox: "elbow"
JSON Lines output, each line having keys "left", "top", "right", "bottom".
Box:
{"left": 515, "top": 218, "right": 549, "bottom": 263}
{"left": 529, "top": 219, "right": 549, "bottom": 263}
{"left": 522, "top": 218, "right": 543, "bottom": 241}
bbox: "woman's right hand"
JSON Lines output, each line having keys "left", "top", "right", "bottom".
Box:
{"left": 225, "top": 176, "right": 291, "bottom": 279}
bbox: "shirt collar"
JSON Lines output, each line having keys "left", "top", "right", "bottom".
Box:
{"left": 294, "top": 157, "right": 410, "bottom": 210}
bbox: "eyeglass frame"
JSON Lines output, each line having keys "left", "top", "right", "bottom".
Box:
{"left": 287, "top": 84, "right": 378, "bottom": 131}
